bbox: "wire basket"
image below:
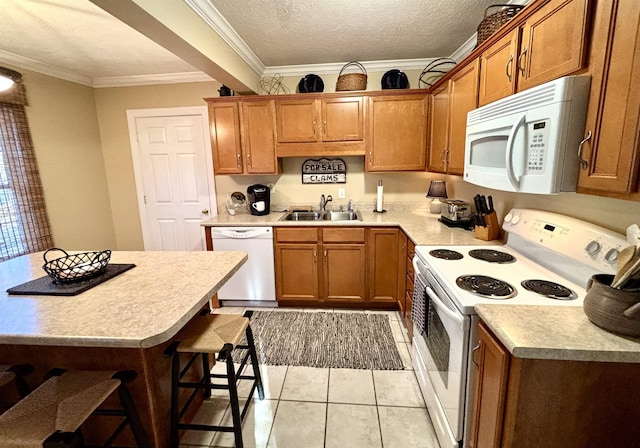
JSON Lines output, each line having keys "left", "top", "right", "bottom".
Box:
{"left": 42, "top": 248, "right": 111, "bottom": 283}
{"left": 336, "top": 62, "right": 367, "bottom": 91}
{"left": 419, "top": 58, "right": 457, "bottom": 88}
{"left": 476, "top": 4, "right": 525, "bottom": 46}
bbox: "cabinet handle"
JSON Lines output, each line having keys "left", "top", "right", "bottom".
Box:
{"left": 236, "top": 152, "right": 241, "bottom": 167}
{"left": 312, "top": 120, "right": 317, "bottom": 138}
{"left": 369, "top": 151, "right": 373, "bottom": 166}
{"left": 472, "top": 342, "right": 482, "bottom": 366}
{"left": 440, "top": 148, "right": 446, "bottom": 163}
{"left": 246, "top": 152, "right": 251, "bottom": 167}
{"left": 505, "top": 54, "right": 514, "bottom": 82}
{"left": 578, "top": 130, "right": 592, "bottom": 170}
{"left": 313, "top": 250, "right": 317, "bottom": 263}
{"left": 323, "top": 249, "right": 327, "bottom": 262}
{"left": 517, "top": 47, "right": 527, "bottom": 77}
{"left": 323, "top": 120, "right": 327, "bottom": 137}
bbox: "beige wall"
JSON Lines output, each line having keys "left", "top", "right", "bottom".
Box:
{"left": 19, "top": 68, "right": 116, "bottom": 250}
{"left": 93, "top": 80, "right": 222, "bottom": 250}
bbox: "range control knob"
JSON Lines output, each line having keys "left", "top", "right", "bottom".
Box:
{"left": 504, "top": 213, "right": 513, "bottom": 223}
{"left": 604, "top": 248, "right": 619, "bottom": 264}
{"left": 511, "top": 214, "right": 521, "bottom": 224}
{"left": 585, "top": 240, "right": 601, "bottom": 255}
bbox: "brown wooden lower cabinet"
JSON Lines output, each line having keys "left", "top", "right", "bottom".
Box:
{"left": 274, "top": 226, "right": 400, "bottom": 308}
{"left": 471, "top": 321, "right": 640, "bottom": 447}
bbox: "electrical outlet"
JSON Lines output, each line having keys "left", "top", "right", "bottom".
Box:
{"left": 338, "top": 187, "right": 346, "bottom": 199}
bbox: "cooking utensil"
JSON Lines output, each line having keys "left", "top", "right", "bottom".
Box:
{"left": 612, "top": 246, "right": 636, "bottom": 287}
{"left": 627, "top": 224, "right": 640, "bottom": 247}
{"left": 479, "top": 195, "right": 488, "bottom": 213}
{"left": 487, "top": 195, "right": 494, "bottom": 212}
{"left": 612, "top": 252, "right": 640, "bottom": 289}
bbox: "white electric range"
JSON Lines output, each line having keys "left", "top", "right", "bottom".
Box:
{"left": 411, "top": 208, "right": 627, "bottom": 448}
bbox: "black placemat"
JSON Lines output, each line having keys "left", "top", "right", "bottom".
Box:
{"left": 6, "top": 264, "right": 136, "bottom": 296}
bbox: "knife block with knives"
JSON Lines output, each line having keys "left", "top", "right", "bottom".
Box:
{"left": 472, "top": 194, "right": 501, "bottom": 241}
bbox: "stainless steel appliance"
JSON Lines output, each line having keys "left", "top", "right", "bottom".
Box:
{"left": 209, "top": 227, "right": 276, "bottom": 305}
{"left": 411, "top": 209, "right": 626, "bottom": 448}
{"left": 464, "top": 75, "right": 590, "bottom": 194}
{"left": 440, "top": 200, "right": 471, "bottom": 222}
{"left": 247, "top": 184, "right": 271, "bottom": 216}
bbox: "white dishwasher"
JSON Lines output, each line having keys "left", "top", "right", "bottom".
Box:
{"left": 209, "top": 227, "right": 276, "bottom": 306}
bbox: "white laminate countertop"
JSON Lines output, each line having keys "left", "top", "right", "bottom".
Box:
{"left": 0, "top": 251, "right": 247, "bottom": 349}
{"left": 476, "top": 304, "right": 640, "bottom": 363}
{"left": 201, "top": 203, "right": 496, "bottom": 246}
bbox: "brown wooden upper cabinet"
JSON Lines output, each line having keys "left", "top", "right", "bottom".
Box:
{"left": 274, "top": 96, "right": 365, "bottom": 156}
{"left": 366, "top": 92, "right": 428, "bottom": 172}
{"left": 207, "top": 99, "right": 279, "bottom": 175}
{"left": 428, "top": 60, "right": 479, "bottom": 175}
{"left": 577, "top": 0, "right": 640, "bottom": 197}
{"left": 478, "top": 0, "right": 591, "bottom": 106}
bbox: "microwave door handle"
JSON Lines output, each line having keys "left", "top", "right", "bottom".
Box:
{"left": 506, "top": 113, "right": 526, "bottom": 190}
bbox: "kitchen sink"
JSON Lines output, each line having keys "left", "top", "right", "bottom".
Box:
{"left": 279, "top": 210, "right": 361, "bottom": 221}
{"left": 322, "top": 211, "right": 361, "bottom": 221}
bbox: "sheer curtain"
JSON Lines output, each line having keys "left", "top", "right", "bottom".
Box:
{"left": 0, "top": 75, "right": 53, "bottom": 261}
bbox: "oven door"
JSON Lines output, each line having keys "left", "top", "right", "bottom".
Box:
{"left": 413, "top": 266, "right": 470, "bottom": 447}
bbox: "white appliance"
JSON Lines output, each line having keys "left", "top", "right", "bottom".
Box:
{"left": 464, "top": 75, "right": 591, "bottom": 194}
{"left": 209, "top": 227, "right": 276, "bottom": 305}
{"left": 411, "top": 209, "right": 626, "bottom": 448}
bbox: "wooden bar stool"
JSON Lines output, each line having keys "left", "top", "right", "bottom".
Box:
{"left": 163, "top": 310, "right": 264, "bottom": 448}
{"left": 0, "top": 364, "right": 34, "bottom": 413}
{"left": 0, "top": 369, "right": 150, "bottom": 447}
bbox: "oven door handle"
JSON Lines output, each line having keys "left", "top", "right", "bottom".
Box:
{"left": 425, "top": 286, "right": 464, "bottom": 329}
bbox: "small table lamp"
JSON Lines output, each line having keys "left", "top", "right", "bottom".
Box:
{"left": 427, "top": 180, "right": 447, "bottom": 214}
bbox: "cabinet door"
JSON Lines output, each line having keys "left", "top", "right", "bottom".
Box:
{"left": 367, "top": 94, "right": 428, "bottom": 172}
{"left": 448, "top": 59, "right": 479, "bottom": 175}
{"left": 208, "top": 102, "right": 242, "bottom": 174}
{"left": 275, "top": 99, "right": 319, "bottom": 143}
{"left": 367, "top": 228, "right": 399, "bottom": 303}
{"left": 240, "top": 101, "right": 278, "bottom": 174}
{"left": 322, "top": 244, "right": 366, "bottom": 302}
{"left": 470, "top": 323, "right": 510, "bottom": 448}
{"left": 427, "top": 83, "right": 449, "bottom": 173}
{"left": 577, "top": 0, "right": 640, "bottom": 193}
{"left": 275, "top": 243, "right": 319, "bottom": 302}
{"left": 322, "top": 97, "right": 364, "bottom": 142}
{"left": 478, "top": 29, "right": 519, "bottom": 106}
{"left": 396, "top": 231, "right": 408, "bottom": 315}
{"left": 518, "top": 0, "right": 590, "bottom": 91}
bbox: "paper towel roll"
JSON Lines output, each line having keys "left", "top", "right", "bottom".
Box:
{"left": 376, "top": 180, "right": 384, "bottom": 212}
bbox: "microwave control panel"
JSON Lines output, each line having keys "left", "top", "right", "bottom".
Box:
{"left": 527, "top": 120, "right": 549, "bottom": 172}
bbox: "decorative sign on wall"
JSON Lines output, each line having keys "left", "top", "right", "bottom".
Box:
{"left": 301, "top": 158, "right": 346, "bottom": 184}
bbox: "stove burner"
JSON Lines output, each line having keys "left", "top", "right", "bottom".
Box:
{"left": 456, "top": 275, "right": 517, "bottom": 299}
{"left": 429, "top": 249, "right": 463, "bottom": 260}
{"left": 521, "top": 279, "right": 577, "bottom": 300}
{"left": 469, "top": 249, "right": 516, "bottom": 264}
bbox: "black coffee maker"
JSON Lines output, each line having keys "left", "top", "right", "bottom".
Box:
{"left": 247, "top": 184, "right": 270, "bottom": 216}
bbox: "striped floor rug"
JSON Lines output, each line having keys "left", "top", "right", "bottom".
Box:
{"left": 234, "top": 311, "right": 404, "bottom": 370}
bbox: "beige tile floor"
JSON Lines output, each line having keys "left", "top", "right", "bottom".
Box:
{"left": 179, "top": 307, "right": 440, "bottom": 448}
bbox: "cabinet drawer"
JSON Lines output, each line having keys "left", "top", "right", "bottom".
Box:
{"left": 275, "top": 227, "right": 319, "bottom": 243}
{"left": 408, "top": 240, "right": 415, "bottom": 258}
{"left": 406, "top": 258, "right": 414, "bottom": 279}
{"left": 406, "top": 274, "right": 414, "bottom": 298}
{"left": 322, "top": 227, "right": 365, "bottom": 243}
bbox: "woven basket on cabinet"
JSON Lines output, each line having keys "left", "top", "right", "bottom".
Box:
{"left": 476, "top": 4, "right": 525, "bottom": 46}
{"left": 336, "top": 61, "right": 367, "bottom": 91}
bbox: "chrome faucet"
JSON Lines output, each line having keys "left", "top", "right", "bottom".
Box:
{"left": 320, "top": 194, "right": 333, "bottom": 211}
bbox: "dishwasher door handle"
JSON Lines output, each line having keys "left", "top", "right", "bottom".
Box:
{"left": 211, "top": 228, "right": 272, "bottom": 239}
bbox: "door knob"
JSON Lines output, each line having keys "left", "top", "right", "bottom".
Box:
{"left": 202, "top": 209, "right": 210, "bottom": 215}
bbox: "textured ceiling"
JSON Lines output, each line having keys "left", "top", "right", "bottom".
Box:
{"left": 0, "top": 0, "right": 198, "bottom": 80}
{"left": 208, "top": 0, "right": 500, "bottom": 66}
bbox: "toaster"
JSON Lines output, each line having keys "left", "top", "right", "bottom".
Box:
{"left": 441, "top": 200, "right": 471, "bottom": 222}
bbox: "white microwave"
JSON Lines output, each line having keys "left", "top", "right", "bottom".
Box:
{"left": 464, "top": 75, "right": 591, "bottom": 194}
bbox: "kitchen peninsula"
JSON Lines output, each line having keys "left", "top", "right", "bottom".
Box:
{"left": 0, "top": 250, "right": 247, "bottom": 447}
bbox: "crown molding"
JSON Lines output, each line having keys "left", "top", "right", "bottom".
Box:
{"left": 263, "top": 58, "right": 439, "bottom": 77}
{"left": 93, "top": 71, "right": 214, "bottom": 88}
{"left": 450, "top": 34, "right": 478, "bottom": 62}
{"left": 183, "top": 0, "right": 265, "bottom": 75}
{"left": 0, "top": 49, "right": 93, "bottom": 87}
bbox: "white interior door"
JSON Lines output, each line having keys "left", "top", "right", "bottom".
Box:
{"left": 129, "top": 109, "right": 216, "bottom": 251}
